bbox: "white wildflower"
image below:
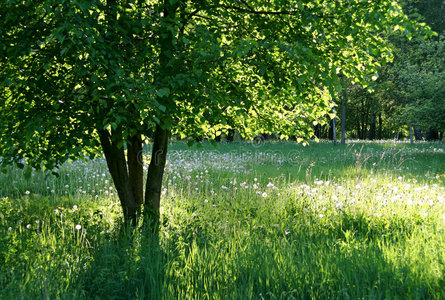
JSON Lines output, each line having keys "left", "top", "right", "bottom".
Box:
{"left": 335, "top": 202, "right": 344, "bottom": 210}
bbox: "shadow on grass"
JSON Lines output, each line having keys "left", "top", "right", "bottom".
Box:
{"left": 79, "top": 224, "right": 165, "bottom": 299}
{"left": 1, "top": 195, "right": 443, "bottom": 299}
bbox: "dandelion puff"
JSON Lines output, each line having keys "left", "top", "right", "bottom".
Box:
{"left": 25, "top": 190, "right": 30, "bottom": 195}
{"left": 318, "top": 214, "right": 324, "bottom": 218}
{"left": 26, "top": 224, "right": 31, "bottom": 229}
{"left": 8, "top": 227, "right": 12, "bottom": 231}
{"left": 75, "top": 224, "right": 82, "bottom": 230}
{"left": 262, "top": 192, "right": 268, "bottom": 198}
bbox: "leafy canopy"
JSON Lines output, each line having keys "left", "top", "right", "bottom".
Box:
{"left": 0, "top": 0, "right": 426, "bottom": 170}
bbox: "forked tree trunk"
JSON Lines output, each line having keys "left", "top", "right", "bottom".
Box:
{"left": 99, "top": 129, "right": 139, "bottom": 225}
{"left": 144, "top": 125, "right": 169, "bottom": 225}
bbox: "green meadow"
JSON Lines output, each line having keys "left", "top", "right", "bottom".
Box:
{"left": 1, "top": 141, "right": 444, "bottom": 299}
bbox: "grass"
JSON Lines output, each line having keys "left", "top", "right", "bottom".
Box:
{"left": 1, "top": 140, "right": 444, "bottom": 299}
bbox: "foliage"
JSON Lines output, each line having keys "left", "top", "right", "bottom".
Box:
{"left": 0, "top": 0, "right": 425, "bottom": 169}
{"left": 391, "top": 36, "right": 445, "bottom": 132}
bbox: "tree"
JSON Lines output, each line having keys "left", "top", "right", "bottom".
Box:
{"left": 0, "top": 0, "right": 426, "bottom": 226}
{"left": 391, "top": 36, "right": 445, "bottom": 138}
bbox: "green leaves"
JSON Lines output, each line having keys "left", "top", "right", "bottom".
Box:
{"left": 157, "top": 88, "right": 170, "bottom": 98}
{"left": 0, "top": 0, "right": 423, "bottom": 173}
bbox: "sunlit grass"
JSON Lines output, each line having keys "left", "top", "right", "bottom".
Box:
{"left": 1, "top": 140, "right": 444, "bottom": 299}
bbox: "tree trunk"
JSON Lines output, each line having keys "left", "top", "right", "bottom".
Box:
{"left": 356, "top": 119, "right": 361, "bottom": 140}
{"left": 332, "top": 114, "right": 337, "bottom": 146}
{"left": 377, "top": 112, "right": 382, "bottom": 139}
{"left": 369, "top": 111, "right": 376, "bottom": 140}
{"left": 341, "top": 91, "right": 346, "bottom": 144}
{"left": 409, "top": 122, "right": 414, "bottom": 144}
{"left": 144, "top": 125, "right": 169, "bottom": 225}
{"left": 99, "top": 129, "right": 138, "bottom": 225}
{"left": 127, "top": 134, "right": 144, "bottom": 206}
{"left": 414, "top": 126, "right": 422, "bottom": 141}
{"left": 143, "top": 0, "right": 177, "bottom": 226}
{"left": 328, "top": 122, "right": 334, "bottom": 140}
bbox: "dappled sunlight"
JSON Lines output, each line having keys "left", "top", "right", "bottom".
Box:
{"left": 1, "top": 141, "right": 444, "bottom": 298}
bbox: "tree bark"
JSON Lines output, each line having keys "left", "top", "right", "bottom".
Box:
{"left": 143, "top": 0, "right": 177, "bottom": 226}
{"left": 333, "top": 116, "right": 337, "bottom": 145}
{"left": 414, "top": 126, "right": 422, "bottom": 141}
{"left": 409, "top": 122, "right": 414, "bottom": 144}
{"left": 127, "top": 134, "right": 144, "bottom": 206}
{"left": 99, "top": 129, "right": 138, "bottom": 225}
{"left": 144, "top": 125, "right": 169, "bottom": 225}
{"left": 377, "top": 112, "right": 382, "bottom": 139}
{"left": 341, "top": 91, "right": 346, "bottom": 144}
{"left": 369, "top": 111, "right": 376, "bottom": 140}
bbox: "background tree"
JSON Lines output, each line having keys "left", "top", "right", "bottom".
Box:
{"left": 392, "top": 36, "right": 445, "bottom": 138}
{"left": 0, "top": 0, "right": 426, "bottom": 226}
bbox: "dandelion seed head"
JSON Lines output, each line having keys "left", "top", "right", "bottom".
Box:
{"left": 335, "top": 202, "right": 344, "bottom": 210}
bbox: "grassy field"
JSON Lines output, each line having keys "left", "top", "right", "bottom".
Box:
{"left": 1, "top": 140, "right": 444, "bottom": 299}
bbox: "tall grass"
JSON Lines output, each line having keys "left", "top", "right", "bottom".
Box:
{"left": 1, "top": 141, "right": 444, "bottom": 299}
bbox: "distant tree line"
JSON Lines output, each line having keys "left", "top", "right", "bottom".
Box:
{"left": 318, "top": 0, "right": 445, "bottom": 142}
